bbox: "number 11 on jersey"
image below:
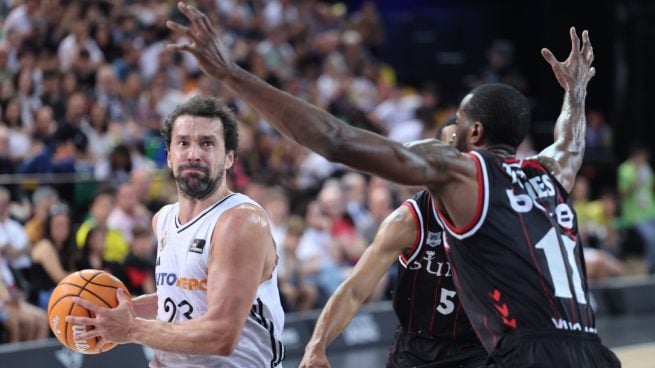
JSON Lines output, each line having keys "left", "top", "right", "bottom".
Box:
{"left": 535, "top": 228, "right": 587, "bottom": 304}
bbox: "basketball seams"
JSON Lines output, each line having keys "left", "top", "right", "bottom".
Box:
{"left": 64, "top": 270, "right": 104, "bottom": 350}
{"left": 50, "top": 270, "right": 127, "bottom": 354}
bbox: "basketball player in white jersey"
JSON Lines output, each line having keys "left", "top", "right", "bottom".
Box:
{"left": 67, "top": 96, "right": 285, "bottom": 367}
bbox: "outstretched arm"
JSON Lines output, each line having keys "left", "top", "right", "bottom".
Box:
{"left": 299, "top": 205, "right": 418, "bottom": 368}
{"left": 166, "top": 2, "right": 472, "bottom": 187}
{"left": 537, "top": 27, "right": 595, "bottom": 192}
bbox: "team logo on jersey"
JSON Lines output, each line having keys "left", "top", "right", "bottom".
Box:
{"left": 189, "top": 239, "right": 206, "bottom": 254}
{"left": 426, "top": 231, "right": 443, "bottom": 247}
{"left": 159, "top": 231, "right": 168, "bottom": 252}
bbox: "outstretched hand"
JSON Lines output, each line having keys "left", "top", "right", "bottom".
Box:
{"left": 541, "top": 27, "right": 595, "bottom": 92}
{"left": 166, "top": 1, "right": 237, "bottom": 80}
{"left": 65, "top": 288, "right": 136, "bottom": 351}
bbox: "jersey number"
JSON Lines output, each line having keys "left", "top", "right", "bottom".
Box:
{"left": 436, "top": 288, "right": 457, "bottom": 315}
{"left": 164, "top": 297, "right": 194, "bottom": 322}
{"left": 535, "top": 228, "right": 587, "bottom": 304}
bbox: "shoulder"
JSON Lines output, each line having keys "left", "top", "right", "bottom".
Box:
{"left": 220, "top": 203, "right": 270, "bottom": 229}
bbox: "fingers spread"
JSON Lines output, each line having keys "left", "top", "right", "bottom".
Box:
{"left": 66, "top": 315, "right": 96, "bottom": 325}
{"left": 167, "top": 20, "right": 193, "bottom": 38}
{"left": 569, "top": 26, "right": 580, "bottom": 55}
{"left": 581, "top": 30, "right": 594, "bottom": 63}
{"left": 72, "top": 297, "right": 100, "bottom": 313}
{"left": 73, "top": 329, "right": 101, "bottom": 341}
{"left": 541, "top": 48, "right": 558, "bottom": 65}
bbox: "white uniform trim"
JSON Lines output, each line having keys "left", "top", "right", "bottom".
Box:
{"left": 438, "top": 151, "right": 490, "bottom": 240}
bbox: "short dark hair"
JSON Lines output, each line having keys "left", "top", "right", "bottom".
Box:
{"left": 435, "top": 116, "right": 456, "bottom": 139}
{"left": 463, "top": 83, "right": 530, "bottom": 148}
{"left": 161, "top": 95, "right": 239, "bottom": 156}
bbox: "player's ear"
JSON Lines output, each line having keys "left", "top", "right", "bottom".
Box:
{"left": 225, "top": 150, "right": 235, "bottom": 170}
{"left": 469, "top": 121, "right": 485, "bottom": 146}
{"left": 166, "top": 147, "right": 172, "bottom": 170}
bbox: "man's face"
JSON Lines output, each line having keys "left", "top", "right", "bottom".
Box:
{"left": 167, "top": 115, "right": 234, "bottom": 199}
{"left": 439, "top": 125, "right": 457, "bottom": 145}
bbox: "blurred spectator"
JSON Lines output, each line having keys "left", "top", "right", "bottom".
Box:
{"left": 584, "top": 247, "right": 626, "bottom": 281}
{"left": 75, "top": 188, "right": 129, "bottom": 263}
{"left": 75, "top": 224, "right": 119, "bottom": 273}
{"left": 28, "top": 202, "right": 76, "bottom": 309}
{"left": 0, "top": 253, "right": 48, "bottom": 343}
{"left": 585, "top": 109, "right": 613, "bottom": 152}
{"left": 94, "top": 64, "right": 126, "bottom": 122}
{"left": 107, "top": 182, "right": 151, "bottom": 243}
{"left": 57, "top": 19, "right": 103, "bottom": 72}
{"left": 81, "top": 102, "right": 114, "bottom": 164}
{"left": 317, "top": 181, "right": 367, "bottom": 278}
{"left": 0, "top": 126, "right": 14, "bottom": 175}
{"left": 0, "top": 186, "right": 31, "bottom": 282}
{"left": 2, "top": 0, "right": 43, "bottom": 42}
{"left": 297, "top": 200, "right": 343, "bottom": 304}
{"left": 2, "top": 97, "right": 31, "bottom": 162}
{"left": 262, "top": 186, "right": 290, "bottom": 248}
{"left": 362, "top": 184, "right": 394, "bottom": 243}
{"left": 94, "top": 143, "right": 132, "bottom": 185}
{"left": 350, "top": 1, "right": 386, "bottom": 57}
{"left": 340, "top": 171, "right": 374, "bottom": 234}
{"left": 23, "top": 185, "right": 59, "bottom": 244}
{"left": 39, "top": 70, "right": 66, "bottom": 120}
{"left": 122, "top": 227, "right": 156, "bottom": 296}
{"left": 618, "top": 145, "right": 655, "bottom": 274}
{"left": 31, "top": 105, "right": 57, "bottom": 146}
{"left": 278, "top": 215, "right": 318, "bottom": 312}
{"left": 469, "top": 39, "right": 528, "bottom": 93}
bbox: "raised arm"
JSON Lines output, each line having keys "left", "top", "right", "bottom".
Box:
{"left": 299, "top": 204, "right": 418, "bottom": 368}
{"left": 537, "top": 27, "right": 595, "bottom": 192}
{"left": 165, "top": 2, "right": 469, "bottom": 187}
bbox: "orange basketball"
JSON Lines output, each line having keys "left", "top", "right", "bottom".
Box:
{"left": 47, "top": 269, "right": 131, "bottom": 354}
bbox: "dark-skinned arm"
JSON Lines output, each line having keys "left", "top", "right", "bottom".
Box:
{"left": 537, "top": 27, "right": 595, "bottom": 192}
{"left": 299, "top": 204, "right": 419, "bottom": 368}
{"left": 166, "top": 2, "right": 473, "bottom": 187}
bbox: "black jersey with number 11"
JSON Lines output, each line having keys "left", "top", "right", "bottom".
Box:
{"left": 437, "top": 150, "right": 619, "bottom": 367}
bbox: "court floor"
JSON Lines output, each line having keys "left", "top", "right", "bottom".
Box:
{"left": 285, "top": 315, "right": 655, "bottom": 368}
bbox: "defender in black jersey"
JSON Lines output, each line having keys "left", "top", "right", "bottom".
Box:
{"left": 169, "top": 8, "right": 616, "bottom": 367}
{"left": 388, "top": 189, "right": 484, "bottom": 368}
{"left": 297, "top": 121, "right": 487, "bottom": 368}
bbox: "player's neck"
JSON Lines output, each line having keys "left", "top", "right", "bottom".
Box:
{"left": 485, "top": 144, "right": 516, "bottom": 158}
{"left": 177, "top": 184, "right": 233, "bottom": 223}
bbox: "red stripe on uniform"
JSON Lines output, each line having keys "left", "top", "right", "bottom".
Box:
{"left": 399, "top": 202, "right": 422, "bottom": 265}
{"left": 437, "top": 153, "right": 484, "bottom": 234}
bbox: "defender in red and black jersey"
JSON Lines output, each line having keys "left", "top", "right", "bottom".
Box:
{"left": 387, "top": 189, "right": 485, "bottom": 367}
{"left": 170, "top": 9, "right": 612, "bottom": 367}
{"left": 437, "top": 150, "right": 619, "bottom": 366}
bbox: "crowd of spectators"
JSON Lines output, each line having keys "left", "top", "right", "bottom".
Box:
{"left": 0, "top": 0, "right": 652, "bottom": 346}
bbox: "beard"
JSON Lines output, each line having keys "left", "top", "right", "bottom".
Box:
{"left": 454, "top": 133, "right": 469, "bottom": 153}
{"left": 175, "top": 163, "right": 221, "bottom": 199}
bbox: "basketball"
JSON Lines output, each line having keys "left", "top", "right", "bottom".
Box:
{"left": 47, "top": 269, "right": 131, "bottom": 354}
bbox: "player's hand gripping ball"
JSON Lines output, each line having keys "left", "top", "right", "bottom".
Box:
{"left": 47, "top": 269, "right": 131, "bottom": 354}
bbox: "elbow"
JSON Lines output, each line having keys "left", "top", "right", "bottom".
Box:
{"left": 209, "top": 329, "right": 241, "bottom": 356}
{"left": 213, "top": 341, "right": 239, "bottom": 356}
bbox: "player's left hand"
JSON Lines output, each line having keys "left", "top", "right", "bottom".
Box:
{"left": 66, "top": 288, "right": 136, "bottom": 348}
{"left": 541, "top": 26, "right": 595, "bottom": 93}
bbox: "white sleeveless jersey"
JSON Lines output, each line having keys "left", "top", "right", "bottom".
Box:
{"left": 150, "top": 193, "right": 285, "bottom": 368}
